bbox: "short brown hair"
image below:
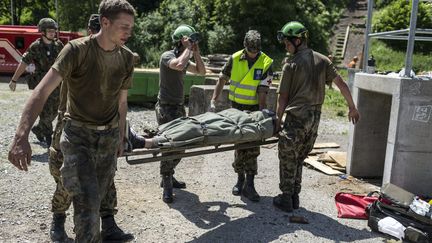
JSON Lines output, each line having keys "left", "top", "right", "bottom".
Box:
{"left": 99, "top": 0, "right": 135, "bottom": 21}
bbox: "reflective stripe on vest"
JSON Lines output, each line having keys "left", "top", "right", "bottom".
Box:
{"left": 229, "top": 50, "right": 273, "bottom": 105}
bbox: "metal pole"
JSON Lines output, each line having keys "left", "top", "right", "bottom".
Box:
{"left": 10, "top": 0, "right": 14, "bottom": 25}
{"left": 404, "top": 0, "right": 419, "bottom": 77}
{"left": 363, "top": 0, "right": 374, "bottom": 72}
{"left": 55, "top": 0, "right": 59, "bottom": 21}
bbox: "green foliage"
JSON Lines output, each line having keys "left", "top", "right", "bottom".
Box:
{"left": 375, "top": 0, "right": 393, "bottom": 9}
{"left": 373, "top": 0, "right": 432, "bottom": 52}
{"left": 207, "top": 24, "right": 235, "bottom": 53}
{"left": 323, "top": 87, "right": 348, "bottom": 118}
{"left": 129, "top": 0, "right": 350, "bottom": 66}
{"left": 370, "top": 39, "right": 432, "bottom": 73}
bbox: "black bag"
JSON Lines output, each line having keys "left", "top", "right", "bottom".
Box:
{"left": 366, "top": 183, "right": 432, "bottom": 243}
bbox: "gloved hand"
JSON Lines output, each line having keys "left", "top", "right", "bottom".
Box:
{"left": 208, "top": 99, "right": 216, "bottom": 112}
{"left": 9, "top": 80, "right": 17, "bottom": 91}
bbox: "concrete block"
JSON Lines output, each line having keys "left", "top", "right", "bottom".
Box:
{"left": 348, "top": 73, "right": 432, "bottom": 196}
{"left": 188, "top": 85, "right": 278, "bottom": 116}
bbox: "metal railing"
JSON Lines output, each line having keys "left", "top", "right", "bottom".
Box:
{"left": 363, "top": 0, "right": 432, "bottom": 77}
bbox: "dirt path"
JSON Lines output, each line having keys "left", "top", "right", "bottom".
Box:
{"left": 0, "top": 82, "right": 387, "bottom": 242}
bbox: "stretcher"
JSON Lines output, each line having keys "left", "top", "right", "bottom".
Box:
{"left": 124, "top": 138, "right": 279, "bottom": 165}
{"left": 123, "top": 108, "right": 278, "bottom": 164}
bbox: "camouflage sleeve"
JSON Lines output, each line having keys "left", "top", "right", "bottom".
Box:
{"left": 21, "top": 41, "right": 39, "bottom": 65}
{"left": 51, "top": 43, "right": 78, "bottom": 81}
{"left": 219, "top": 56, "right": 233, "bottom": 82}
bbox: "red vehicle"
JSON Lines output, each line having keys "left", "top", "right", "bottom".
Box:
{"left": 0, "top": 25, "right": 82, "bottom": 74}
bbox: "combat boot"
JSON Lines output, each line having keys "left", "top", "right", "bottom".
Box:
{"left": 232, "top": 173, "right": 245, "bottom": 196}
{"left": 242, "top": 174, "right": 260, "bottom": 202}
{"left": 273, "top": 193, "right": 293, "bottom": 212}
{"left": 159, "top": 176, "right": 186, "bottom": 189}
{"left": 31, "top": 126, "right": 45, "bottom": 143}
{"left": 50, "top": 213, "right": 68, "bottom": 242}
{"left": 128, "top": 127, "right": 146, "bottom": 149}
{"left": 292, "top": 193, "right": 300, "bottom": 209}
{"left": 162, "top": 174, "right": 173, "bottom": 203}
{"left": 101, "top": 215, "right": 134, "bottom": 242}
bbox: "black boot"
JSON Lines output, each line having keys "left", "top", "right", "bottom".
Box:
{"left": 50, "top": 213, "right": 68, "bottom": 242}
{"left": 242, "top": 174, "right": 260, "bottom": 202}
{"left": 129, "top": 127, "right": 146, "bottom": 149}
{"left": 273, "top": 193, "right": 293, "bottom": 212}
{"left": 162, "top": 174, "right": 173, "bottom": 203}
{"left": 101, "top": 215, "right": 134, "bottom": 243}
{"left": 160, "top": 176, "right": 186, "bottom": 189}
{"left": 232, "top": 173, "right": 245, "bottom": 196}
{"left": 292, "top": 193, "right": 300, "bottom": 209}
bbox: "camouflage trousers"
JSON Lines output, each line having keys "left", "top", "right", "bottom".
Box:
{"left": 32, "top": 86, "right": 60, "bottom": 138}
{"left": 49, "top": 113, "right": 118, "bottom": 217}
{"left": 155, "top": 101, "right": 186, "bottom": 175}
{"left": 232, "top": 102, "right": 260, "bottom": 175}
{"left": 278, "top": 106, "right": 321, "bottom": 195}
{"left": 60, "top": 120, "right": 119, "bottom": 242}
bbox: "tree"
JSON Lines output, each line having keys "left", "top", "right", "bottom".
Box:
{"left": 373, "top": 0, "right": 432, "bottom": 52}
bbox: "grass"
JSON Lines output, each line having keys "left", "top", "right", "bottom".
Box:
{"left": 323, "top": 86, "right": 348, "bottom": 119}
{"left": 370, "top": 39, "right": 432, "bottom": 73}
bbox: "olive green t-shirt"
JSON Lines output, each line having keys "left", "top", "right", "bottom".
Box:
{"left": 52, "top": 36, "right": 134, "bottom": 125}
{"left": 158, "top": 49, "right": 190, "bottom": 105}
{"left": 277, "top": 48, "right": 338, "bottom": 111}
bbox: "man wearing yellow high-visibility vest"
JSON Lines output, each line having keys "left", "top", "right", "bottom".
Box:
{"left": 210, "top": 30, "right": 273, "bottom": 202}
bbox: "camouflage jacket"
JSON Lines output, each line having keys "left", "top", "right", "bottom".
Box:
{"left": 22, "top": 38, "right": 64, "bottom": 89}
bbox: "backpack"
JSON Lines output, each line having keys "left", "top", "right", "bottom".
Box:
{"left": 366, "top": 183, "right": 432, "bottom": 242}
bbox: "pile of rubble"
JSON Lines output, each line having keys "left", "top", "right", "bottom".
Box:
{"left": 203, "top": 54, "right": 229, "bottom": 74}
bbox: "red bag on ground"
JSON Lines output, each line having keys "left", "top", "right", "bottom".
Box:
{"left": 335, "top": 192, "right": 379, "bottom": 219}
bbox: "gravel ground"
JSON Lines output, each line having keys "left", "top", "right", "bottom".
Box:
{"left": 0, "top": 81, "right": 389, "bottom": 242}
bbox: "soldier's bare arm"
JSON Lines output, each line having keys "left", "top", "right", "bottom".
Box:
{"left": 333, "top": 75, "right": 360, "bottom": 124}
{"left": 186, "top": 43, "right": 206, "bottom": 75}
{"left": 276, "top": 92, "right": 289, "bottom": 132}
{"left": 8, "top": 68, "right": 63, "bottom": 171}
{"left": 117, "top": 89, "right": 128, "bottom": 157}
{"left": 168, "top": 37, "right": 193, "bottom": 71}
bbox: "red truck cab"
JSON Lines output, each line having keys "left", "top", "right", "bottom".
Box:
{"left": 0, "top": 25, "right": 82, "bottom": 74}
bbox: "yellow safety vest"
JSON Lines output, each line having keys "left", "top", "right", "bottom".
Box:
{"left": 229, "top": 50, "right": 273, "bottom": 105}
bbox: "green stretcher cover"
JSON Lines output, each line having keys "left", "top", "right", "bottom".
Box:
{"left": 152, "top": 108, "right": 276, "bottom": 148}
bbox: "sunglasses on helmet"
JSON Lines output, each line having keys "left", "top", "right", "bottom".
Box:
{"left": 277, "top": 31, "right": 287, "bottom": 42}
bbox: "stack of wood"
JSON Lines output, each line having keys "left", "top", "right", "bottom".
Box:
{"left": 305, "top": 143, "right": 347, "bottom": 175}
{"left": 204, "top": 54, "right": 229, "bottom": 74}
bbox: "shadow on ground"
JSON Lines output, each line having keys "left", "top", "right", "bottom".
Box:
{"left": 169, "top": 190, "right": 382, "bottom": 243}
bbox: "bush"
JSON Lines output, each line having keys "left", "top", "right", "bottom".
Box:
{"left": 128, "top": 0, "right": 352, "bottom": 67}
{"left": 373, "top": 0, "right": 432, "bottom": 53}
{"left": 370, "top": 39, "right": 432, "bottom": 73}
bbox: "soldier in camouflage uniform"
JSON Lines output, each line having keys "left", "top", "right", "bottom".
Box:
{"left": 8, "top": 1, "right": 136, "bottom": 242}
{"left": 157, "top": 24, "right": 206, "bottom": 203}
{"left": 9, "top": 18, "right": 64, "bottom": 147}
{"left": 47, "top": 14, "right": 133, "bottom": 242}
{"left": 210, "top": 30, "right": 273, "bottom": 202}
{"left": 274, "top": 21, "right": 360, "bottom": 212}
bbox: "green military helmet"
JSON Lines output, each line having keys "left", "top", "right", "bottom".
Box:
{"left": 38, "top": 18, "right": 58, "bottom": 32}
{"left": 171, "top": 24, "right": 200, "bottom": 43}
{"left": 243, "top": 30, "right": 261, "bottom": 53}
{"left": 277, "top": 21, "right": 308, "bottom": 42}
{"left": 88, "top": 14, "right": 101, "bottom": 32}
